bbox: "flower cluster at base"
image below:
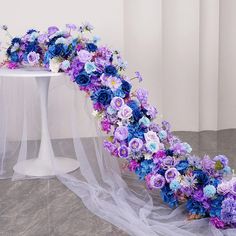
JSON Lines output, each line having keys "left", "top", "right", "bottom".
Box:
{"left": 1, "top": 23, "right": 236, "bottom": 229}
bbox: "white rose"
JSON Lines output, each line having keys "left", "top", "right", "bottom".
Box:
{"left": 144, "top": 131, "right": 160, "bottom": 143}
{"left": 49, "top": 58, "right": 61, "bottom": 73}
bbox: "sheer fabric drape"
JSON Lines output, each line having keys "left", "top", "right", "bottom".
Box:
{"left": 0, "top": 76, "right": 235, "bottom": 236}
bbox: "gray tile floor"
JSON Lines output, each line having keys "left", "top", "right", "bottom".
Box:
{"left": 0, "top": 130, "right": 236, "bottom": 236}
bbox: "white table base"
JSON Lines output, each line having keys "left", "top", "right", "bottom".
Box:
{"left": 13, "top": 76, "right": 80, "bottom": 177}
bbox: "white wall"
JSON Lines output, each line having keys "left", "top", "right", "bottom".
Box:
{"left": 0, "top": 0, "right": 124, "bottom": 139}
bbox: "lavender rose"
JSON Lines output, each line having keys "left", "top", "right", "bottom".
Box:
{"left": 27, "top": 51, "right": 40, "bottom": 65}
{"left": 114, "top": 126, "right": 128, "bottom": 141}
{"left": 77, "top": 49, "right": 92, "bottom": 63}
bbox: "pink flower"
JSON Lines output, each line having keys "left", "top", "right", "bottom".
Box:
{"left": 128, "top": 160, "right": 140, "bottom": 172}
{"left": 210, "top": 217, "right": 225, "bottom": 229}
{"left": 7, "top": 62, "right": 18, "bottom": 69}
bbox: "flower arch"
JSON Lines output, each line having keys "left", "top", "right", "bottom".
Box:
{"left": 0, "top": 23, "right": 236, "bottom": 229}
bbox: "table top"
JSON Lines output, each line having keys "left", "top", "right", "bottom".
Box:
{"left": 0, "top": 68, "right": 63, "bottom": 78}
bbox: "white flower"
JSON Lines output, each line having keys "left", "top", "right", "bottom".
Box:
{"left": 144, "top": 131, "right": 160, "bottom": 143}
{"left": 55, "top": 37, "right": 67, "bottom": 45}
{"left": 49, "top": 58, "right": 61, "bottom": 73}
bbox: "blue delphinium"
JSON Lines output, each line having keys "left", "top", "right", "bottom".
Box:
{"left": 10, "top": 52, "right": 19, "bottom": 62}
{"left": 186, "top": 199, "right": 207, "bottom": 216}
{"left": 127, "top": 100, "right": 143, "bottom": 121}
{"left": 121, "top": 80, "right": 132, "bottom": 96}
{"left": 135, "top": 160, "right": 154, "bottom": 180}
{"left": 209, "top": 195, "right": 224, "bottom": 218}
{"left": 160, "top": 185, "right": 179, "bottom": 208}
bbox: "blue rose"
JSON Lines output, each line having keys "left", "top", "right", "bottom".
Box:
{"left": 127, "top": 100, "right": 139, "bottom": 110}
{"left": 165, "top": 149, "right": 174, "bottom": 156}
{"left": 121, "top": 80, "right": 132, "bottom": 95}
{"left": 175, "top": 160, "right": 189, "bottom": 174}
{"left": 43, "top": 52, "right": 52, "bottom": 64}
{"left": 27, "top": 29, "right": 37, "bottom": 34}
{"left": 193, "top": 170, "right": 209, "bottom": 185}
{"left": 75, "top": 72, "right": 91, "bottom": 86}
{"left": 26, "top": 42, "right": 39, "bottom": 53}
{"left": 104, "top": 65, "right": 117, "bottom": 76}
{"left": 86, "top": 43, "right": 97, "bottom": 52}
{"left": 91, "top": 87, "right": 113, "bottom": 106}
{"left": 10, "top": 52, "right": 19, "bottom": 62}
{"left": 53, "top": 44, "right": 66, "bottom": 56}
{"left": 133, "top": 108, "right": 143, "bottom": 122}
{"left": 11, "top": 37, "right": 21, "bottom": 45}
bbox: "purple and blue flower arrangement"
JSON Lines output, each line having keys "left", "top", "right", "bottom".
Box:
{"left": 1, "top": 23, "right": 236, "bottom": 229}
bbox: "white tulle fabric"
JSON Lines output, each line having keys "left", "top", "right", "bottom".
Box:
{"left": 0, "top": 75, "right": 235, "bottom": 236}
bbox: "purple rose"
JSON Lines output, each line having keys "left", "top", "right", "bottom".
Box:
{"left": 38, "top": 33, "right": 48, "bottom": 44}
{"left": 165, "top": 167, "right": 180, "bottom": 183}
{"left": 114, "top": 126, "right": 128, "bottom": 141}
{"left": 77, "top": 49, "right": 92, "bottom": 63}
{"left": 110, "top": 97, "right": 124, "bottom": 110}
{"left": 147, "top": 174, "right": 166, "bottom": 189}
{"left": 48, "top": 26, "right": 59, "bottom": 36}
{"left": 230, "top": 179, "right": 236, "bottom": 196}
{"left": 129, "top": 138, "right": 143, "bottom": 151}
{"left": 118, "top": 145, "right": 129, "bottom": 158}
{"left": 66, "top": 23, "right": 77, "bottom": 31}
{"left": 27, "top": 51, "right": 40, "bottom": 65}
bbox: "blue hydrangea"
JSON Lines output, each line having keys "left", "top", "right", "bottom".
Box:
{"left": 127, "top": 124, "right": 145, "bottom": 141}
{"left": 209, "top": 195, "right": 224, "bottom": 218}
{"left": 186, "top": 199, "right": 206, "bottom": 216}
{"left": 135, "top": 160, "right": 154, "bottom": 180}
{"left": 160, "top": 185, "right": 179, "bottom": 208}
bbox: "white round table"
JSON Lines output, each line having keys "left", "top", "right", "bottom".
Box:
{"left": 0, "top": 68, "right": 80, "bottom": 177}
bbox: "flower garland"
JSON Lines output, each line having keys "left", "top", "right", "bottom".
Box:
{"left": 1, "top": 23, "right": 236, "bottom": 229}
